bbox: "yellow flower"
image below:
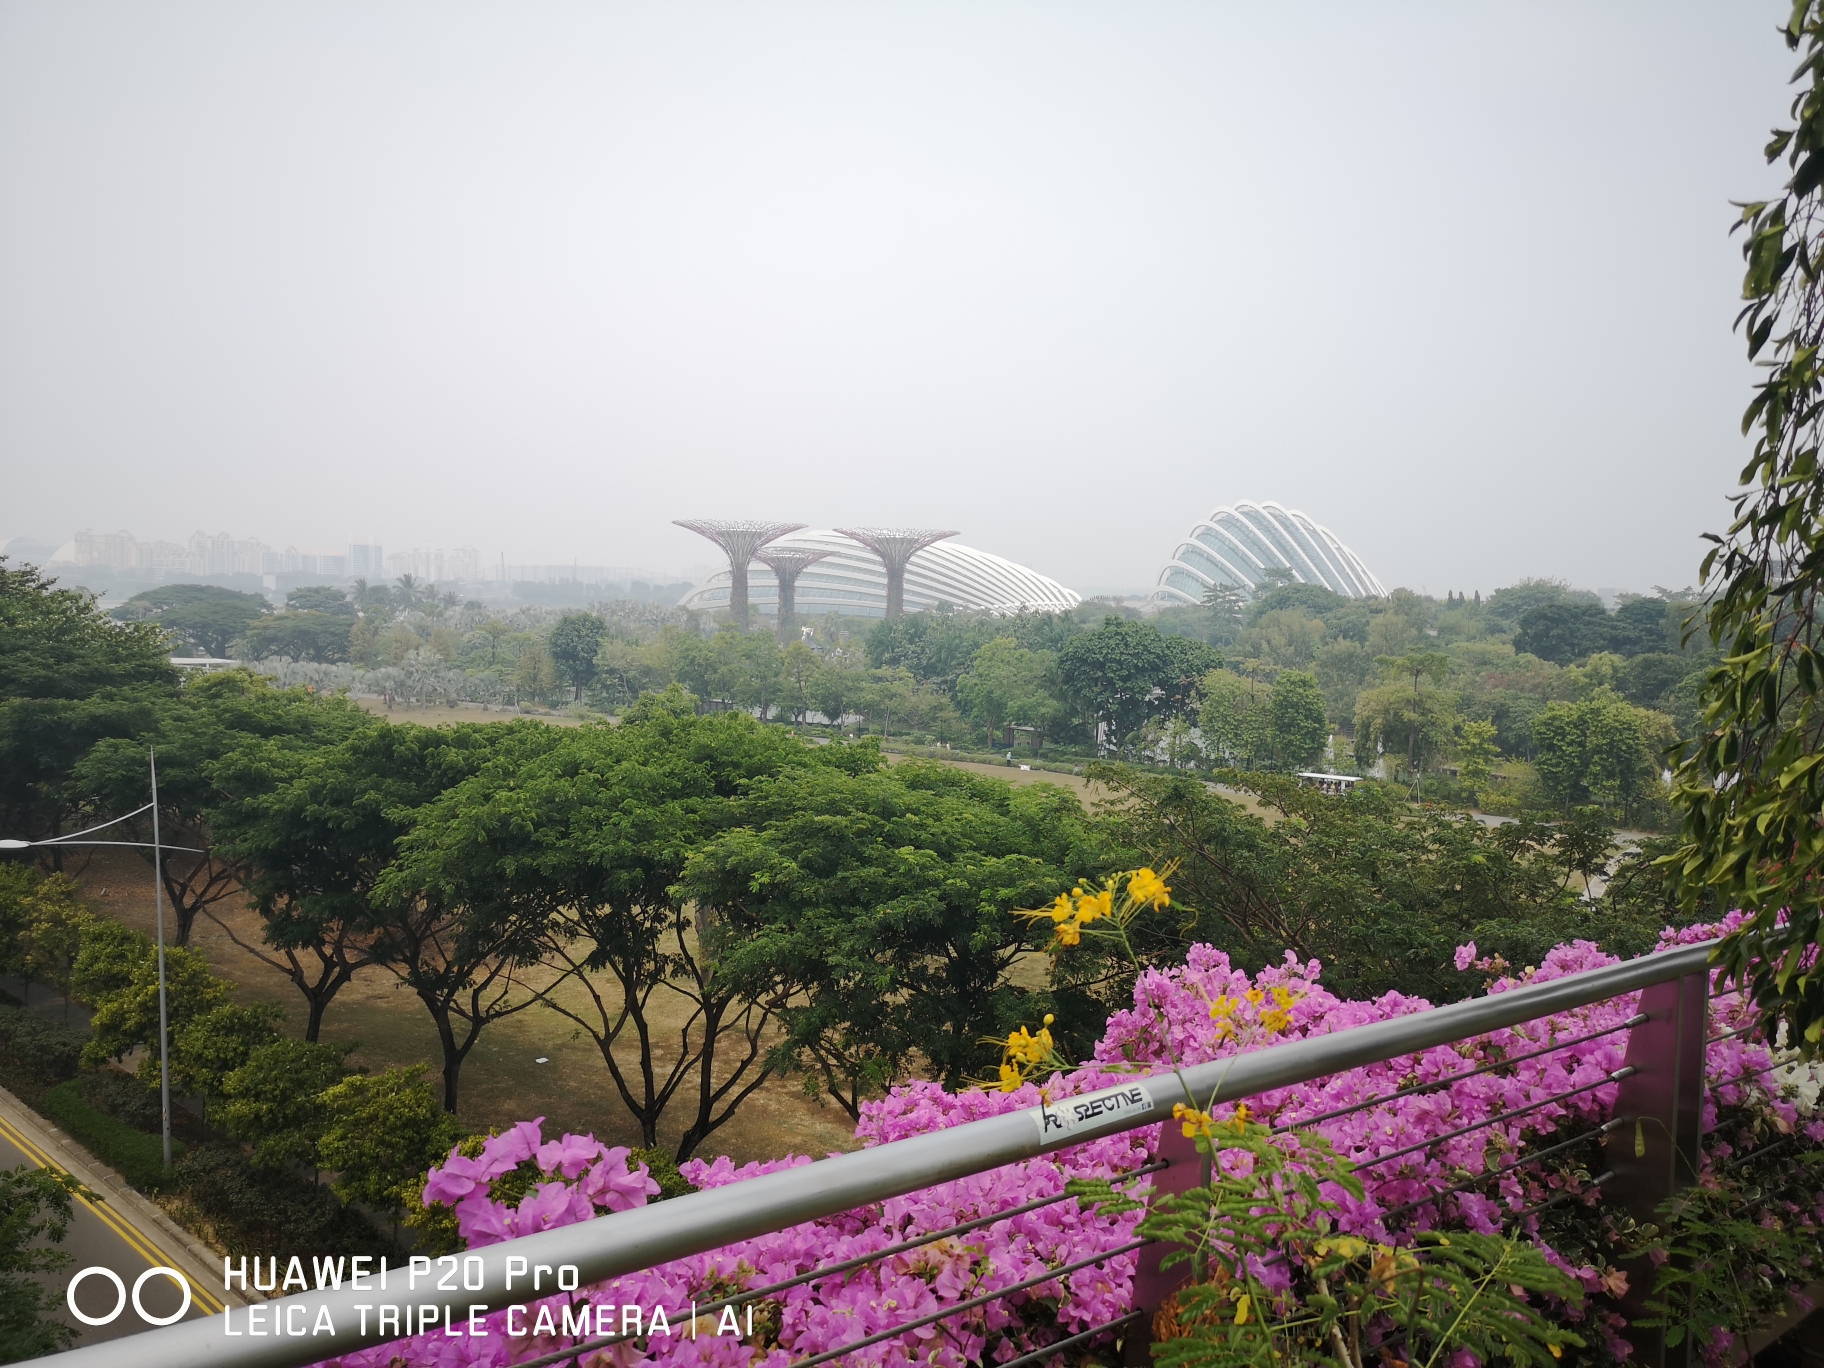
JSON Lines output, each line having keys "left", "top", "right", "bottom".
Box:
{"left": 1260, "top": 1008, "right": 1292, "bottom": 1034}
{"left": 1548, "top": 1347, "right": 1562, "bottom": 1361}
{"left": 1048, "top": 893, "right": 1073, "bottom": 924}
{"left": 1314, "top": 1236, "right": 1368, "bottom": 1260}
{"left": 1208, "top": 995, "right": 1236, "bottom": 1019}
{"left": 1075, "top": 888, "right": 1114, "bottom": 925}
{"left": 1230, "top": 1103, "right": 1252, "bottom": 1133}
{"left": 1056, "top": 921, "right": 1082, "bottom": 947}
{"left": 997, "top": 1062, "right": 1024, "bottom": 1092}
{"left": 1171, "top": 1102, "right": 1214, "bottom": 1138}
{"left": 1126, "top": 868, "right": 1171, "bottom": 910}
{"left": 1244, "top": 988, "right": 1265, "bottom": 1006}
{"left": 1233, "top": 1294, "right": 1250, "bottom": 1325}
{"left": 1271, "top": 987, "right": 1297, "bottom": 1008}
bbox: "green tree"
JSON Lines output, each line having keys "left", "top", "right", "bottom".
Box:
{"left": 1456, "top": 719, "right": 1499, "bottom": 787}
{"left": 683, "top": 762, "right": 1099, "bottom": 1116}
{"left": 211, "top": 718, "right": 557, "bottom": 1048}
{"left": 1057, "top": 618, "right": 1221, "bottom": 753}
{"left": 1512, "top": 601, "right": 1610, "bottom": 665}
{"left": 318, "top": 1066, "right": 463, "bottom": 1226}
{"left": 0, "top": 558, "right": 175, "bottom": 848}
{"left": 1201, "top": 581, "right": 1246, "bottom": 645}
{"left": 1356, "top": 651, "right": 1456, "bottom": 786}
{"left": 1532, "top": 695, "right": 1672, "bottom": 823}
{"left": 1237, "top": 610, "right": 1325, "bottom": 671}
{"left": 1083, "top": 764, "right": 1654, "bottom": 1010}
{"left": 778, "top": 640, "right": 819, "bottom": 724}
{"left": 72, "top": 670, "right": 367, "bottom": 945}
{"left": 477, "top": 617, "right": 510, "bottom": 666}
{"left": 236, "top": 612, "right": 353, "bottom": 663}
{"left": 219, "top": 1038, "right": 351, "bottom": 1171}
{"left": 385, "top": 701, "right": 824, "bottom": 1151}
{"left": 170, "top": 1003, "right": 285, "bottom": 1120}
{"left": 513, "top": 642, "right": 559, "bottom": 704}
{"left": 810, "top": 654, "right": 861, "bottom": 729}
{"left": 733, "top": 631, "right": 785, "bottom": 720}
{"left": 547, "top": 613, "right": 607, "bottom": 701}
{"left": 113, "top": 584, "right": 271, "bottom": 657}
{"left": 284, "top": 586, "right": 355, "bottom": 616}
{"left": 81, "top": 931, "right": 232, "bottom": 1080}
{"left": 1266, "top": 669, "right": 1329, "bottom": 771}
{"left": 1197, "top": 670, "right": 1273, "bottom": 769}
{"left": 15, "top": 874, "right": 92, "bottom": 1021}
{"left": 956, "top": 638, "right": 1059, "bottom": 745}
{"left": 1312, "top": 638, "right": 1376, "bottom": 726}
{"left": 0, "top": 1165, "right": 87, "bottom": 1360}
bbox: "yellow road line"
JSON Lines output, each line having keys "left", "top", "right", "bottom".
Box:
{"left": 0, "top": 1112, "right": 225, "bottom": 1315}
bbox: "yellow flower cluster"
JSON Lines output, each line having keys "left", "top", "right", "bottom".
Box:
{"left": 1044, "top": 886, "right": 1112, "bottom": 946}
{"left": 1028, "top": 868, "right": 1170, "bottom": 948}
{"left": 1206, "top": 985, "right": 1301, "bottom": 1039}
{"left": 1171, "top": 1100, "right": 1251, "bottom": 1138}
{"left": 994, "top": 1015, "right": 1057, "bottom": 1092}
{"left": 1126, "top": 867, "right": 1171, "bottom": 911}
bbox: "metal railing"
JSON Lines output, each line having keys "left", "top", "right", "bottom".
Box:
{"left": 51, "top": 938, "right": 1733, "bottom": 1368}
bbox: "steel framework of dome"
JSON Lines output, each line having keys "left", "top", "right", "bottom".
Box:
{"left": 1151, "top": 500, "right": 1385, "bottom": 605}
{"left": 678, "top": 530, "right": 1080, "bottom": 620}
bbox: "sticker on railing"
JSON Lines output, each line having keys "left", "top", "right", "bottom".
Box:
{"left": 1035, "top": 1081, "right": 1154, "bottom": 1143}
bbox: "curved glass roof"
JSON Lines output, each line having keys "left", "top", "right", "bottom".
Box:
{"left": 677, "top": 530, "right": 1081, "bottom": 618}
{"left": 1151, "top": 501, "right": 1385, "bottom": 605}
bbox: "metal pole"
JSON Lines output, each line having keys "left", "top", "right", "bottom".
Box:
{"left": 150, "top": 748, "right": 173, "bottom": 1173}
{"left": 1606, "top": 970, "right": 1707, "bottom": 1368}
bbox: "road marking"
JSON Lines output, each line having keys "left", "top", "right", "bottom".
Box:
{"left": 0, "top": 1111, "right": 224, "bottom": 1314}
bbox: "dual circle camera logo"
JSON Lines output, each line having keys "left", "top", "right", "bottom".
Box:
{"left": 66, "top": 1266, "right": 193, "bottom": 1327}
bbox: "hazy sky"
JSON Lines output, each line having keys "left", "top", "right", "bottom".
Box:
{"left": 0, "top": 2, "right": 1798, "bottom": 596}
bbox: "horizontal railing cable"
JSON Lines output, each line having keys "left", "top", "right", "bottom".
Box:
{"left": 1504, "top": 1170, "right": 1613, "bottom": 1226}
{"left": 1273, "top": 1014, "right": 1644, "bottom": 1135}
{"left": 1351, "top": 1068, "right": 1634, "bottom": 1173}
{"left": 787, "top": 1237, "right": 1152, "bottom": 1368}
{"left": 1372, "top": 1119, "right": 1623, "bottom": 1227}
{"left": 504, "top": 1159, "right": 1170, "bottom": 1368}
{"left": 996, "top": 1311, "right": 1144, "bottom": 1368}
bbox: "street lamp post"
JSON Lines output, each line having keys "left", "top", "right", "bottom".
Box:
{"left": 0, "top": 759, "right": 203, "bottom": 1174}
{"left": 150, "top": 749, "right": 173, "bottom": 1172}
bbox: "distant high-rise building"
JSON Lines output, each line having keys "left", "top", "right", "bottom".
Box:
{"left": 348, "top": 543, "right": 385, "bottom": 580}
{"left": 450, "top": 547, "right": 482, "bottom": 581}
{"left": 73, "top": 529, "right": 141, "bottom": 569}
{"left": 180, "top": 531, "right": 268, "bottom": 576}
{"left": 137, "top": 541, "right": 190, "bottom": 574}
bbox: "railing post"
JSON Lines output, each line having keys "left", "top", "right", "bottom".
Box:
{"left": 1605, "top": 970, "right": 1708, "bottom": 1368}
{"left": 1124, "top": 1119, "right": 1209, "bottom": 1366}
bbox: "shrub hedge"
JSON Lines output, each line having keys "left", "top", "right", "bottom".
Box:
{"left": 41, "top": 1079, "right": 179, "bottom": 1191}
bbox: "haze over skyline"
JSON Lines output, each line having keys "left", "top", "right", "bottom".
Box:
{"left": 0, "top": 2, "right": 1796, "bottom": 597}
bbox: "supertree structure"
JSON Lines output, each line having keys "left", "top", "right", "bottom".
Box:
{"left": 672, "top": 519, "right": 805, "bottom": 629}
{"left": 832, "top": 528, "right": 958, "bottom": 619}
{"left": 754, "top": 546, "right": 835, "bottom": 640}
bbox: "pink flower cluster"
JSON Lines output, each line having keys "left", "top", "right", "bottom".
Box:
{"left": 313, "top": 920, "right": 1822, "bottom": 1368}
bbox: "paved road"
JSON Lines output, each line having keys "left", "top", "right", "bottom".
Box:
{"left": 0, "top": 1102, "right": 222, "bottom": 1347}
